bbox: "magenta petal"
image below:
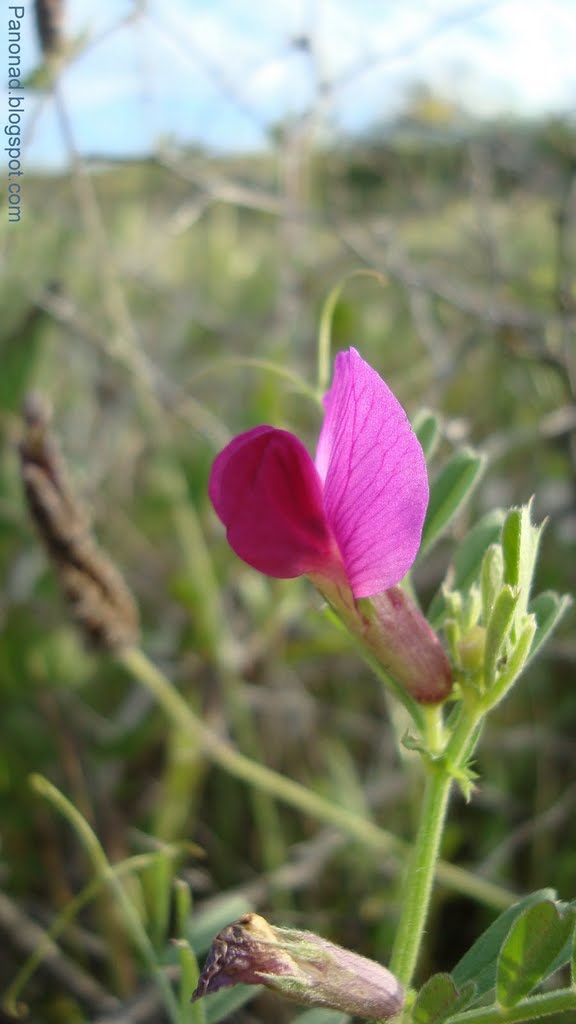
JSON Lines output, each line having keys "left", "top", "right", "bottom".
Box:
{"left": 209, "top": 426, "right": 340, "bottom": 580}
{"left": 315, "top": 349, "right": 429, "bottom": 598}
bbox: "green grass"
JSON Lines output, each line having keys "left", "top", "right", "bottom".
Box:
{"left": 0, "top": 128, "right": 575, "bottom": 1022}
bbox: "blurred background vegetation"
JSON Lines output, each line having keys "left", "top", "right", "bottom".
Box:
{"left": 1, "top": 2, "right": 576, "bottom": 1022}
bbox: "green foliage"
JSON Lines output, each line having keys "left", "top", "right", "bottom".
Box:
{"left": 429, "top": 511, "right": 505, "bottom": 625}
{"left": 203, "top": 985, "right": 260, "bottom": 1023}
{"left": 438, "top": 501, "right": 568, "bottom": 715}
{"left": 177, "top": 942, "right": 204, "bottom": 1023}
{"left": 496, "top": 900, "right": 575, "bottom": 1006}
{"left": 501, "top": 502, "right": 544, "bottom": 632}
{"left": 2, "top": 96, "right": 575, "bottom": 1024}
{"left": 433, "top": 893, "right": 576, "bottom": 1023}
{"left": 412, "top": 974, "right": 475, "bottom": 1023}
{"left": 0, "top": 305, "right": 46, "bottom": 412}
{"left": 420, "top": 449, "right": 486, "bottom": 557}
{"left": 413, "top": 409, "right": 442, "bottom": 461}
{"left": 529, "top": 591, "right": 573, "bottom": 663}
{"left": 451, "top": 889, "right": 557, "bottom": 995}
{"left": 480, "top": 543, "right": 505, "bottom": 623}
{"left": 484, "top": 585, "right": 519, "bottom": 687}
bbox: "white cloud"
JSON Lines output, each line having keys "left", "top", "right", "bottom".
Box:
{"left": 17, "top": 0, "right": 576, "bottom": 166}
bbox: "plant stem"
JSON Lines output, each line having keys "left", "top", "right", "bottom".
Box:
{"left": 30, "top": 774, "right": 181, "bottom": 1024}
{"left": 390, "top": 700, "right": 484, "bottom": 990}
{"left": 389, "top": 761, "right": 452, "bottom": 988}
{"left": 119, "top": 647, "right": 512, "bottom": 911}
{"left": 446, "top": 987, "right": 576, "bottom": 1024}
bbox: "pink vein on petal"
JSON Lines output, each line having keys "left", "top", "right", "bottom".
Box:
{"left": 315, "top": 348, "right": 429, "bottom": 598}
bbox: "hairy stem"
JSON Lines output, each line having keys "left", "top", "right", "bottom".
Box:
{"left": 447, "top": 987, "right": 576, "bottom": 1024}
{"left": 390, "top": 701, "right": 484, "bottom": 990}
{"left": 389, "top": 763, "right": 452, "bottom": 988}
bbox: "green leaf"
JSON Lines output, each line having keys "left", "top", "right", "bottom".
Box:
{"left": 459, "top": 586, "right": 481, "bottom": 632}
{"left": 412, "top": 973, "right": 476, "bottom": 1023}
{"left": 420, "top": 448, "right": 486, "bottom": 558}
{"left": 413, "top": 409, "right": 442, "bottom": 461}
{"left": 528, "top": 592, "right": 572, "bottom": 663}
{"left": 481, "top": 543, "right": 504, "bottom": 623}
{"left": 484, "top": 586, "right": 519, "bottom": 688}
{"left": 174, "top": 878, "right": 193, "bottom": 940}
{"left": 571, "top": 905, "right": 576, "bottom": 984}
{"left": 292, "top": 1011, "right": 350, "bottom": 1024}
{"left": 204, "top": 984, "right": 260, "bottom": 1023}
{"left": 453, "top": 511, "right": 505, "bottom": 592}
{"left": 492, "top": 616, "right": 537, "bottom": 698}
{"left": 428, "top": 510, "right": 505, "bottom": 625}
{"left": 501, "top": 502, "right": 544, "bottom": 632}
{"left": 496, "top": 900, "right": 576, "bottom": 1007}
{"left": 552, "top": 902, "right": 576, "bottom": 983}
{"left": 144, "top": 849, "right": 173, "bottom": 950}
{"left": 177, "top": 941, "right": 202, "bottom": 1020}
{"left": 451, "top": 889, "right": 557, "bottom": 997}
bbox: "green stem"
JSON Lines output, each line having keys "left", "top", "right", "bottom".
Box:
{"left": 316, "top": 269, "right": 388, "bottom": 394}
{"left": 389, "top": 762, "right": 452, "bottom": 988}
{"left": 447, "top": 987, "right": 576, "bottom": 1024}
{"left": 422, "top": 704, "right": 447, "bottom": 754}
{"left": 30, "top": 774, "right": 181, "bottom": 1024}
{"left": 164, "top": 470, "right": 289, "bottom": 878}
{"left": 119, "top": 647, "right": 512, "bottom": 911}
{"left": 390, "top": 700, "right": 484, "bottom": 989}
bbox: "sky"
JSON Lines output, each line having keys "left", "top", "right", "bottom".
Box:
{"left": 7, "top": 0, "right": 576, "bottom": 168}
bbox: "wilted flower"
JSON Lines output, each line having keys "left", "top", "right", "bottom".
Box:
{"left": 193, "top": 912, "right": 404, "bottom": 1021}
{"left": 210, "top": 348, "right": 452, "bottom": 703}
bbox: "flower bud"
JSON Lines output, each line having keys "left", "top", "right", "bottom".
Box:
{"left": 193, "top": 913, "right": 404, "bottom": 1021}
{"left": 310, "top": 575, "right": 452, "bottom": 704}
{"left": 458, "top": 625, "right": 486, "bottom": 675}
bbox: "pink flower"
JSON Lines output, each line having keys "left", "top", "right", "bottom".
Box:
{"left": 209, "top": 347, "right": 452, "bottom": 703}
{"left": 209, "top": 347, "right": 428, "bottom": 598}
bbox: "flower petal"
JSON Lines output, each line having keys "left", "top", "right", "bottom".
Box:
{"left": 315, "top": 348, "right": 428, "bottom": 598}
{"left": 209, "top": 426, "right": 340, "bottom": 580}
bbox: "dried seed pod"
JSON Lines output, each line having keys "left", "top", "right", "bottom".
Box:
{"left": 19, "top": 393, "right": 139, "bottom": 652}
